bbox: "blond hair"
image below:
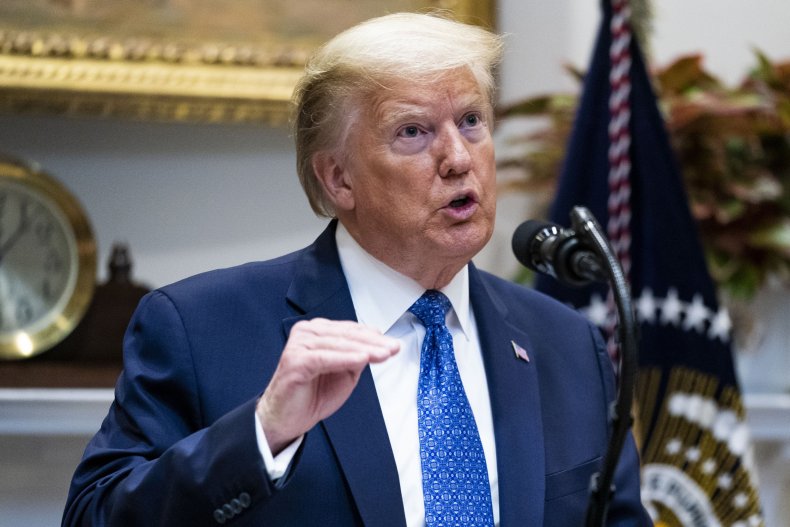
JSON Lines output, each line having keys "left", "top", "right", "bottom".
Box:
{"left": 292, "top": 12, "right": 505, "bottom": 217}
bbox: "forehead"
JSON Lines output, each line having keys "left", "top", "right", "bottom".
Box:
{"left": 365, "top": 69, "right": 490, "bottom": 123}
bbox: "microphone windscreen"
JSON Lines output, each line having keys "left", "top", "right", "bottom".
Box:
{"left": 511, "top": 220, "right": 555, "bottom": 270}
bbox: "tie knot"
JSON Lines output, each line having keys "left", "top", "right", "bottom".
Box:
{"left": 409, "top": 290, "right": 451, "bottom": 328}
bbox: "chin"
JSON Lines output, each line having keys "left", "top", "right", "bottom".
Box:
{"left": 440, "top": 226, "right": 492, "bottom": 261}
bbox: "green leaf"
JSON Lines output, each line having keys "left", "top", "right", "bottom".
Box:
{"left": 749, "top": 221, "right": 790, "bottom": 253}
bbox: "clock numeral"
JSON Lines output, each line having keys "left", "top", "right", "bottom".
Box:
{"left": 44, "top": 250, "right": 65, "bottom": 274}
{"left": 16, "top": 298, "right": 33, "bottom": 326}
{"left": 19, "top": 197, "right": 31, "bottom": 223}
{"left": 35, "top": 218, "right": 55, "bottom": 246}
{"left": 42, "top": 279, "right": 53, "bottom": 301}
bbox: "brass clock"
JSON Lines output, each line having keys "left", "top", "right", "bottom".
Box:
{"left": 0, "top": 156, "right": 96, "bottom": 360}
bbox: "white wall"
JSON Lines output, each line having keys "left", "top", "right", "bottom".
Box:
{"left": 1, "top": 1, "right": 790, "bottom": 525}
{"left": 499, "top": 0, "right": 790, "bottom": 104}
{"left": 649, "top": 0, "right": 790, "bottom": 85}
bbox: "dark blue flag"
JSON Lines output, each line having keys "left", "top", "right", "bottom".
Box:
{"left": 534, "top": 1, "right": 764, "bottom": 524}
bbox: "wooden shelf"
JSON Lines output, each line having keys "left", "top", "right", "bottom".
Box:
{"left": 0, "top": 361, "right": 121, "bottom": 388}
{"left": 0, "top": 387, "right": 113, "bottom": 436}
{"left": 743, "top": 393, "right": 790, "bottom": 442}
{"left": 1, "top": 387, "right": 788, "bottom": 440}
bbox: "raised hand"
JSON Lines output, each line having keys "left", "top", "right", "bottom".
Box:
{"left": 256, "top": 318, "right": 400, "bottom": 454}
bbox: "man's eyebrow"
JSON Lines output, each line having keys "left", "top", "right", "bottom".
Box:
{"left": 375, "top": 102, "right": 431, "bottom": 129}
{"left": 375, "top": 96, "right": 489, "bottom": 129}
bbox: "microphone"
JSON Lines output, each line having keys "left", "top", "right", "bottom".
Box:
{"left": 511, "top": 219, "right": 607, "bottom": 286}
{"left": 513, "top": 208, "right": 637, "bottom": 527}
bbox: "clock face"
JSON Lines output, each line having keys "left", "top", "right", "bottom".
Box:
{"left": 0, "top": 160, "right": 95, "bottom": 360}
{"left": 0, "top": 182, "right": 78, "bottom": 336}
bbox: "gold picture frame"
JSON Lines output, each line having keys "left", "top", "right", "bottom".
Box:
{"left": 0, "top": 1, "right": 495, "bottom": 125}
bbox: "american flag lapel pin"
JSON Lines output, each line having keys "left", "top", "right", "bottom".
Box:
{"left": 511, "top": 340, "right": 530, "bottom": 363}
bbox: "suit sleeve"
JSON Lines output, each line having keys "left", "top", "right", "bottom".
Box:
{"left": 62, "top": 291, "right": 277, "bottom": 527}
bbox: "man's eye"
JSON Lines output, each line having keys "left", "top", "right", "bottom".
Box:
{"left": 463, "top": 113, "right": 480, "bottom": 127}
{"left": 398, "top": 125, "right": 421, "bottom": 138}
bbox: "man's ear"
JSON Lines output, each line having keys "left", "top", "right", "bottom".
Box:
{"left": 312, "top": 150, "right": 355, "bottom": 212}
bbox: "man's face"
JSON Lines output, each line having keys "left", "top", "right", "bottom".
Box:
{"left": 331, "top": 68, "right": 497, "bottom": 283}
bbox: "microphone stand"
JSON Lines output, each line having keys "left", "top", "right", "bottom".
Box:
{"left": 566, "top": 207, "right": 638, "bottom": 527}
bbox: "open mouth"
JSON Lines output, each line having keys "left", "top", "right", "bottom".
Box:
{"left": 449, "top": 195, "right": 472, "bottom": 208}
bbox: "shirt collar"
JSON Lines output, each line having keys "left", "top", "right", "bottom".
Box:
{"left": 335, "top": 222, "right": 471, "bottom": 338}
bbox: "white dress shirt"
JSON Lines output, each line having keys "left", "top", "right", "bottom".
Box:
{"left": 256, "top": 223, "right": 500, "bottom": 526}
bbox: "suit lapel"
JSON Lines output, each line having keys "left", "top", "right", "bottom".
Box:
{"left": 470, "top": 266, "right": 546, "bottom": 526}
{"left": 283, "top": 222, "right": 407, "bottom": 527}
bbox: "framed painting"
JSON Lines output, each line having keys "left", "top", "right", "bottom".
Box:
{"left": 0, "top": 0, "right": 495, "bottom": 125}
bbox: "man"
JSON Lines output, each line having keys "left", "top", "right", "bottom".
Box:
{"left": 63, "top": 12, "right": 651, "bottom": 526}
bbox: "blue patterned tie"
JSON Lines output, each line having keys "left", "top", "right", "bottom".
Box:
{"left": 410, "top": 290, "right": 494, "bottom": 527}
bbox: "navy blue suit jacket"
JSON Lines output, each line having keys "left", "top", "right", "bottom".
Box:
{"left": 64, "top": 222, "right": 651, "bottom": 526}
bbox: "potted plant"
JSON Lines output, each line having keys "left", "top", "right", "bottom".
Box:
{"left": 496, "top": 52, "right": 790, "bottom": 301}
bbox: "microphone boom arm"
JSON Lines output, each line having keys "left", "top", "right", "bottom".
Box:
{"left": 568, "top": 207, "right": 638, "bottom": 527}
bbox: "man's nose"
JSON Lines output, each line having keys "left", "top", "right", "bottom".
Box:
{"left": 437, "top": 126, "right": 472, "bottom": 178}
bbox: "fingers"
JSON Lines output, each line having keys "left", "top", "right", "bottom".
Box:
{"left": 286, "top": 318, "right": 400, "bottom": 369}
{"left": 257, "top": 318, "right": 400, "bottom": 453}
